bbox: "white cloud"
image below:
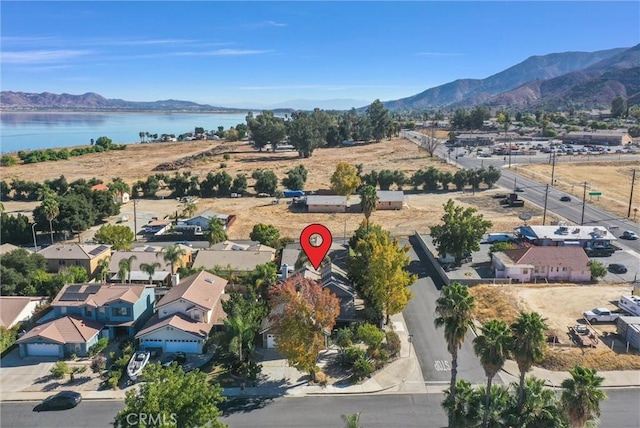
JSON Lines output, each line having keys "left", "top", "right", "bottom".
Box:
{"left": 264, "top": 20, "right": 287, "bottom": 27}
{"left": 172, "top": 49, "right": 272, "bottom": 57}
{"left": 1, "top": 49, "right": 92, "bottom": 64}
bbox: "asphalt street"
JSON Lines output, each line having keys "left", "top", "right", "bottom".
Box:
{"left": 3, "top": 389, "right": 639, "bottom": 428}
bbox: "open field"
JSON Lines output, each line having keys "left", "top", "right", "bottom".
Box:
{"left": 470, "top": 284, "right": 640, "bottom": 371}
{"left": 517, "top": 161, "right": 639, "bottom": 222}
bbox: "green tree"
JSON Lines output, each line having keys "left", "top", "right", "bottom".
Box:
{"left": 107, "top": 177, "right": 130, "bottom": 197}
{"left": 95, "top": 136, "right": 113, "bottom": 150}
{"left": 507, "top": 377, "right": 566, "bottom": 428}
{"left": 246, "top": 110, "right": 286, "bottom": 152}
{"left": 561, "top": 366, "right": 607, "bottom": 428}
{"left": 359, "top": 185, "right": 379, "bottom": 229}
{"left": 442, "top": 379, "right": 482, "bottom": 428}
{"left": 118, "top": 255, "right": 137, "bottom": 284}
{"left": 160, "top": 244, "right": 187, "bottom": 281}
{"left": 94, "top": 224, "right": 134, "bottom": 250}
{"left": 249, "top": 223, "right": 280, "bottom": 248}
{"left": 288, "top": 111, "right": 323, "bottom": 158}
{"left": 54, "top": 193, "right": 96, "bottom": 237}
{"left": 205, "top": 218, "right": 228, "bottom": 246}
{"left": 611, "top": 96, "right": 627, "bottom": 118}
{"left": 269, "top": 277, "right": 340, "bottom": 380}
{"left": 252, "top": 170, "right": 279, "bottom": 195}
{"left": 366, "top": 99, "right": 391, "bottom": 143}
{"left": 435, "top": 282, "right": 477, "bottom": 428}
{"left": 588, "top": 260, "right": 607, "bottom": 280}
{"left": 330, "top": 162, "right": 361, "bottom": 199}
{"left": 247, "top": 262, "right": 278, "bottom": 295}
{"left": 377, "top": 169, "right": 395, "bottom": 191}
{"left": 431, "top": 199, "right": 492, "bottom": 263}
{"left": 231, "top": 173, "right": 248, "bottom": 194}
{"left": 98, "top": 257, "right": 111, "bottom": 284}
{"left": 41, "top": 196, "right": 60, "bottom": 246}
{"left": 481, "top": 166, "right": 501, "bottom": 189}
{"left": 473, "top": 319, "right": 512, "bottom": 428}
{"left": 140, "top": 262, "right": 162, "bottom": 284}
{"left": 511, "top": 311, "right": 549, "bottom": 412}
{"left": 114, "top": 363, "right": 226, "bottom": 428}
{"left": 282, "top": 164, "right": 308, "bottom": 190}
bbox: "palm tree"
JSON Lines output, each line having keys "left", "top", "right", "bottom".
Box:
{"left": 97, "top": 257, "right": 111, "bottom": 284}
{"left": 139, "top": 262, "right": 162, "bottom": 284}
{"left": 434, "top": 282, "right": 476, "bottom": 428}
{"left": 159, "top": 244, "right": 187, "bottom": 284}
{"left": 204, "top": 219, "right": 228, "bottom": 246}
{"left": 359, "top": 185, "right": 379, "bottom": 230}
{"left": 442, "top": 379, "right": 482, "bottom": 428}
{"left": 473, "top": 319, "right": 512, "bottom": 428}
{"left": 117, "top": 255, "right": 137, "bottom": 284}
{"left": 341, "top": 413, "right": 362, "bottom": 428}
{"left": 184, "top": 202, "right": 197, "bottom": 218}
{"left": 506, "top": 377, "right": 566, "bottom": 428}
{"left": 42, "top": 197, "right": 60, "bottom": 245}
{"left": 561, "top": 365, "right": 607, "bottom": 428}
{"left": 511, "top": 311, "right": 549, "bottom": 412}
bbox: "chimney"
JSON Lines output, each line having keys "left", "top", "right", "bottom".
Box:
{"left": 172, "top": 273, "right": 180, "bottom": 286}
{"left": 281, "top": 264, "right": 289, "bottom": 280}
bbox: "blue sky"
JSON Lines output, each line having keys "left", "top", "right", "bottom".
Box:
{"left": 2, "top": 1, "right": 639, "bottom": 110}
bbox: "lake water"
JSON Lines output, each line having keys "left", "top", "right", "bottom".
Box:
{"left": 0, "top": 112, "right": 251, "bottom": 153}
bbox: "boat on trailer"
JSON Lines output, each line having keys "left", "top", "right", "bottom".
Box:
{"left": 127, "top": 350, "right": 150, "bottom": 379}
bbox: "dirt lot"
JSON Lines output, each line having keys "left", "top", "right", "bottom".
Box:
{"left": 3, "top": 137, "right": 557, "bottom": 239}
{"left": 517, "top": 161, "right": 639, "bottom": 222}
{"left": 470, "top": 284, "right": 640, "bottom": 371}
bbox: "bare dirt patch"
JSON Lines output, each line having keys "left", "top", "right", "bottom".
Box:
{"left": 517, "top": 161, "right": 639, "bottom": 222}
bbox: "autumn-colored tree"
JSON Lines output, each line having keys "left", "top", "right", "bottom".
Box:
{"left": 330, "top": 162, "right": 361, "bottom": 200}
{"left": 269, "top": 276, "right": 340, "bottom": 380}
{"left": 362, "top": 233, "right": 415, "bottom": 325}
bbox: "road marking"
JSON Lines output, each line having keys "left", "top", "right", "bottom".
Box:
{"left": 434, "top": 360, "right": 451, "bottom": 371}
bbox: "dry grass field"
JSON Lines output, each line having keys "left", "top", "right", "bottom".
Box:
{"left": 469, "top": 284, "right": 640, "bottom": 371}
{"left": 517, "top": 161, "right": 639, "bottom": 222}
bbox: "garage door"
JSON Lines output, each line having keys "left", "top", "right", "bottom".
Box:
{"left": 266, "top": 334, "right": 276, "bottom": 349}
{"left": 26, "top": 343, "right": 60, "bottom": 356}
{"left": 165, "top": 340, "right": 200, "bottom": 354}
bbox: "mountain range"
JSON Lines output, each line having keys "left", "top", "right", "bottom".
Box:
{"left": 2, "top": 44, "right": 638, "bottom": 112}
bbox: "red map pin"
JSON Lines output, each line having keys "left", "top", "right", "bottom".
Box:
{"left": 300, "top": 224, "right": 333, "bottom": 270}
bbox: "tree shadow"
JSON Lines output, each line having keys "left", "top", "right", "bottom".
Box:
{"left": 42, "top": 381, "right": 63, "bottom": 392}
{"left": 34, "top": 374, "right": 56, "bottom": 384}
{"left": 219, "top": 396, "right": 276, "bottom": 415}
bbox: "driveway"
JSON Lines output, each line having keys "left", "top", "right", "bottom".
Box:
{"left": 0, "top": 348, "right": 58, "bottom": 395}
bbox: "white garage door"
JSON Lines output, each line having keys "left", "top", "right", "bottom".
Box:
{"left": 26, "top": 343, "right": 59, "bottom": 356}
{"left": 165, "top": 340, "right": 200, "bottom": 354}
{"left": 266, "top": 334, "right": 276, "bottom": 349}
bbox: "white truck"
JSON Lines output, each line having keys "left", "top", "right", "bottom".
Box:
{"left": 583, "top": 307, "right": 622, "bottom": 324}
{"left": 618, "top": 295, "right": 640, "bottom": 317}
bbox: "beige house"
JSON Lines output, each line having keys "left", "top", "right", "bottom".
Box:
{"left": 375, "top": 191, "right": 405, "bottom": 210}
{"left": 0, "top": 296, "right": 48, "bottom": 329}
{"left": 38, "top": 243, "right": 111, "bottom": 278}
{"left": 192, "top": 241, "right": 276, "bottom": 275}
{"left": 306, "top": 195, "right": 348, "bottom": 213}
{"left": 136, "top": 271, "right": 228, "bottom": 354}
{"left": 492, "top": 246, "right": 591, "bottom": 283}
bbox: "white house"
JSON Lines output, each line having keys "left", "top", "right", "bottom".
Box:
{"left": 492, "top": 246, "right": 591, "bottom": 283}
{"left": 183, "top": 210, "right": 230, "bottom": 230}
{"left": 0, "top": 296, "right": 47, "bottom": 329}
{"left": 136, "top": 271, "right": 228, "bottom": 354}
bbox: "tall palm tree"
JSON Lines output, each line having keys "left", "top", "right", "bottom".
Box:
{"left": 139, "top": 262, "right": 162, "bottom": 284}
{"left": 442, "top": 379, "right": 482, "bottom": 428}
{"left": 434, "top": 282, "right": 476, "bottom": 428}
{"left": 506, "top": 377, "right": 566, "bottom": 428}
{"left": 341, "top": 413, "right": 362, "bottom": 428}
{"left": 359, "top": 185, "right": 379, "bottom": 230}
{"left": 97, "top": 257, "right": 111, "bottom": 284}
{"left": 117, "top": 255, "right": 137, "bottom": 284}
{"left": 511, "top": 311, "right": 549, "bottom": 412}
{"left": 561, "top": 365, "right": 607, "bottom": 428}
{"left": 42, "top": 197, "right": 60, "bottom": 246}
{"left": 473, "top": 319, "right": 512, "bottom": 428}
{"left": 184, "top": 202, "right": 197, "bottom": 218}
{"left": 204, "top": 218, "right": 228, "bottom": 246}
{"left": 159, "top": 244, "right": 187, "bottom": 285}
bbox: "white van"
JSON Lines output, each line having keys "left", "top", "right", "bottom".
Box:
{"left": 487, "top": 233, "right": 515, "bottom": 243}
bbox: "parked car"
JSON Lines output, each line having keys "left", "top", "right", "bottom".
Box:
{"left": 256, "top": 193, "right": 270, "bottom": 198}
{"left": 161, "top": 352, "right": 187, "bottom": 368}
{"left": 514, "top": 186, "right": 524, "bottom": 192}
{"left": 621, "top": 230, "right": 638, "bottom": 240}
{"left": 175, "top": 241, "right": 193, "bottom": 247}
{"left": 560, "top": 196, "right": 571, "bottom": 202}
{"left": 608, "top": 263, "right": 628, "bottom": 274}
{"left": 37, "top": 391, "right": 82, "bottom": 411}
{"left": 583, "top": 308, "right": 621, "bottom": 324}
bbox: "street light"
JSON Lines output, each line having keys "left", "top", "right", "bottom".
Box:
{"left": 31, "top": 223, "right": 38, "bottom": 252}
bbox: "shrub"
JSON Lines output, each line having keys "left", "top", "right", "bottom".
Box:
{"left": 223, "top": 154, "right": 231, "bottom": 160}
{"left": 89, "top": 337, "right": 109, "bottom": 356}
{"left": 352, "top": 356, "right": 374, "bottom": 381}
{"left": 91, "top": 355, "right": 107, "bottom": 373}
{"left": 335, "top": 327, "right": 354, "bottom": 350}
{"left": 50, "top": 361, "right": 70, "bottom": 379}
{"left": 357, "top": 323, "right": 385, "bottom": 351}
{"left": 385, "top": 330, "right": 401, "bottom": 357}
{"left": 341, "top": 346, "right": 365, "bottom": 367}
{"left": 315, "top": 370, "right": 328, "bottom": 387}
{"left": 220, "top": 163, "right": 227, "bottom": 169}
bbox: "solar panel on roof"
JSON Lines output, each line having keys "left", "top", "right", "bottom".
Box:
{"left": 84, "top": 285, "right": 101, "bottom": 294}
{"left": 65, "top": 285, "right": 82, "bottom": 293}
{"left": 60, "top": 292, "right": 87, "bottom": 301}
{"left": 88, "top": 245, "right": 109, "bottom": 256}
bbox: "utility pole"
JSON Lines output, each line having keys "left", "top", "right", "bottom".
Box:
{"left": 581, "top": 181, "right": 588, "bottom": 226}
{"left": 628, "top": 169, "right": 636, "bottom": 218}
{"left": 508, "top": 134, "right": 512, "bottom": 169}
{"left": 133, "top": 199, "right": 138, "bottom": 242}
{"left": 550, "top": 149, "right": 557, "bottom": 187}
{"left": 31, "top": 223, "right": 38, "bottom": 252}
{"left": 542, "top": 184, "right": 549, "bottom": 225}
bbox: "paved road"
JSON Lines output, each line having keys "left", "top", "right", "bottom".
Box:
{"left": 402, "top": 237, "right": 486, "bottom": 384}
{"left": 3, "top": 389, "right": 639, "bottom": 428}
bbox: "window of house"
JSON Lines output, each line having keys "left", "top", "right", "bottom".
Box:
{"left": 522, "top": 269, "right": 528, "bottom": 274}
{"left": 58, "top": 260, "right": 66, "bottom": 266}
{"left": 61, "top": 307, "right": 67, "bottom": 314}
{"left": 562, "top": 267, "right": 568, "bottom": 272}
{"left": 86, "top": 308, "right": 93, "bottom": 317}
{"left": 98, "top": 307, "right": 105, "bottom": 316}
{"left": 112, "top": 307, "right": 130, "bottom": 317}
{"left": 75, "top": 260, "right": 82, "bottom": 266}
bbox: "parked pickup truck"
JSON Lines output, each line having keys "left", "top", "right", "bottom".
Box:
{"left": 583, "top": 308, "right": 622, "bottom": 324}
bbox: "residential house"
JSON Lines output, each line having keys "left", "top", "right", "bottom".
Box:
{"left": 136, "top": 271, "right": 228, "bottom": 354}
{"left": 306, "top": 195, "right": 348, "bottom": 213}
{"left": 0, "top": 243, "right": 28, "bottom": 256}
{"left": 0, "top": 296, "right": 48, "bottom": 329}
{"left": 492, "top": 246, "right": 591, "bottom": 283}
{"left": 375, "top": 190, "right": 405, "bottom": 210}
{"left": 16, "top": 315, "right": 104, "bottom": 358}
{"left": 90, "top": 184, "right": 129, "bottom": 204}
{"left": 143, "top": 220, "right": 172, "bottom": 235}
{"left": 192, "top": 241, "right": 276, "bottom": 275}
{"left": 109, "top": 246, "right": 192, "bottom": 284}
{"left": 515, "top": 224, "right": 617, "bottom": 249}
{"left": 183, "top": 210, "right": 232, "bottom": 230}
{"left": 38, "top": 243, "right": 111, "bottom": 278}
